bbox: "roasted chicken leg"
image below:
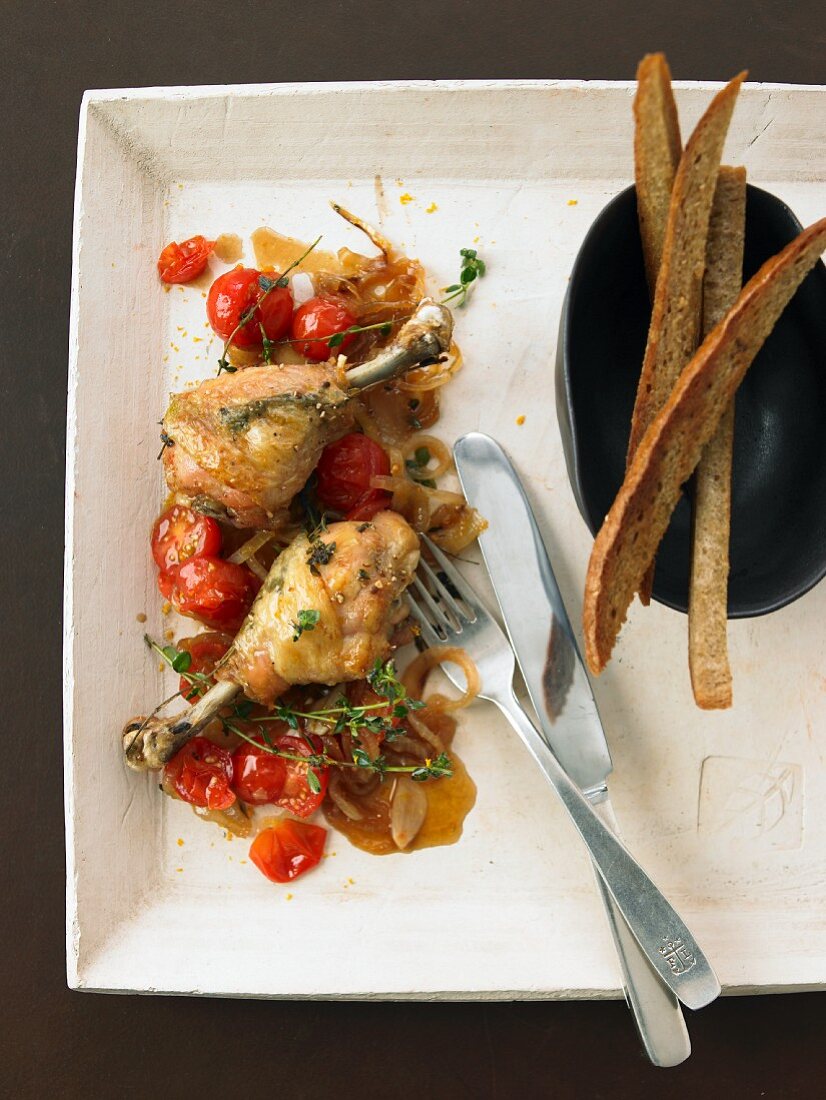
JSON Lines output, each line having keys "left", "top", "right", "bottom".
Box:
{"left": 163, "top": 298, "right": 452, "bottom": 529}
{"left": 123, "top": 511, "right": 420, "bottom": 771}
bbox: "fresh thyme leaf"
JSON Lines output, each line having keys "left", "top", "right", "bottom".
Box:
{"left": 258, "top": 274, "right": 276, "bottom": 292}
{"left": 171, "top": 650, "right": 192, "bottom": 674}
{"left": 307, "top": 539, "right": 336, "bottom": 575}
{"left": 440, "top": 247, "right": 486, "bottom": 308}
{"left": 411, "top": 752, "right": 453, "bottom": 781}
{"left": 292, "top": 608, "right": 321, "bottom": 642}
{"left": 259, "top": 324, "right": 276, "bottom": 364}
{"left": 306, "top": 768, "right": 322, "bottom": 794}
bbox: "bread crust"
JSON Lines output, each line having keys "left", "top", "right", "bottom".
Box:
{"left": 688, "top": 167, "right": 747, "bottom": 709}
{"left": 634, "top": 53, "right": 682, "bottom": 294}
{"left": 584, "top": 218, "right": 826, "bottom": 675}
{"left": 629, "top": 72, "right": 746, "bottom": 604}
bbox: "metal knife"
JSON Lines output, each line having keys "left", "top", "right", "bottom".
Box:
{"left": 454, "top": 431, "right": 713, "bottom": 1066}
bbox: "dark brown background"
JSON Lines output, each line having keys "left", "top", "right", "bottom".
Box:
{"left": 2, "top": 1, "right": 824, "bottom": 1096}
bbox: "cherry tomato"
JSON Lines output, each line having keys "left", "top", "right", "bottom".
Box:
{"left": 315, "top": 433, "right": 392, "bottom": 521}
{"left": 249, "top": 820, "right": 327, "bottom": 883}
{"left": 164, "top": 736, "right": 235, "bottom": 810}
{"left": 169, "top": 556, "right": 261, "bottom": 631}
{"left": 291, "top": 296, "right": 357, "bottom": 361}
{"left": 231, "top": 737, "right": 288, "bottom": 804}
{"left": 177, "top": 632, "right": 233, "bottom": 702}
{"left": 206, "top": 267, "right": 292, "bottom": 346}
{"left": 157, "top": 235, "right": 215, "bottom": 284}
{"left": 257, "top": 283, "right": 294, "bottom": 343}
{"left": 273, "top": 734, "right": 329, "bottom": 818}
{"left": 151, "top": 504, "right": 222, "bottom": 574}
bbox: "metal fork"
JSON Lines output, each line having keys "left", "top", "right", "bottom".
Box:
{"left": 407, "top": 535, "right": 720, "bottom": 1011}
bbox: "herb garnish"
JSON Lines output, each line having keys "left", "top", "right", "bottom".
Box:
{"left": 440, "top": 247, "right": 486, "bottom": 308}
{"left": 292, "top": 608, "right": 321, "bottom": 642}
{"left": 307, "top": 539, "right": 336, "bottom": 575}
{"left": 150, "top": 640, "right": 451, "bottom": 782}
{"left": 217, "top": 236, "right": 322, "bottom": 375}
{"left": 405, "top": 445, "right": 437, "bottom": 489}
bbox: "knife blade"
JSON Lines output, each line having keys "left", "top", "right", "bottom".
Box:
{"left": 453, "top": 433, "right": 611, "bottom": 794}
{"left": 454, "top": 431, "right": 696, "bottom": 1066}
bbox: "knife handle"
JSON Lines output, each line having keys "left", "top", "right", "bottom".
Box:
{"left": 493, "top": 690, "right": 721, "bottom": 1011}
{"left": 591, "top": 799, "right": 691, "bottom": 1067}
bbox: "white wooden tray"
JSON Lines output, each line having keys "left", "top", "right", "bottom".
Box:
{"left": 65, "top": 79, "right": 826, "bottom": 998}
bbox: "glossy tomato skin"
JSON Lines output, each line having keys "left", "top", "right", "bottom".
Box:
{"left": 177, "top": 632, "right": 233, "bottom": 701}
{"left": 273, "top": 734, "right": 329, "bottom": 817}
{"left": 164, "top": 736, "right": 235, "bottom": 810}
{"left": 291, "top": 296, "right": 357, "bottom": 361}
{"left": 315, "top": 433, "right": 392, "bottom": 520}
{"left": 231, "top": 738, "right": 288, "bottom": 804}
{"left": 249, "top": 820, "right": 327, "bottom": 883}
{"left": 169, "top": 556, "right": 261, "bottom": 632}
{"left": 151, "top": 504, "right": 222, "bottom": 574}
{"left": 207, "top": 267, "right": 292, "bottom": 346}
{"left": 207, "top": 267, "right": 262, "bottom": 346}
{"left": 257, "top": 284, "right": 294, "bottom": 342}
{"left": 157, "top": 235, "right": 214, "bottom": 284}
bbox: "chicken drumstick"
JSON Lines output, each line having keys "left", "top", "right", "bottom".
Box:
{"left": 163, "top": 298, "right": 452, "bottom": 529}
{"left": 123, "top": 511, "right": 420, "bottom": 771}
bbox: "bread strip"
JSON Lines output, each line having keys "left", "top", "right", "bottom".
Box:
{"left": 688, "top": 167, "right": 747, "bottom": 709}
{"left": 584, "top": 218, "right": 826, "bottom": 675}
{"left": 629, "top": 73, "right": 746, "bottom": 604}
{"left": 634, "top": 53, "right": 682, "bottom": 293}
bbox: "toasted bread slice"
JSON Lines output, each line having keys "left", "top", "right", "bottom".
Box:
{"left": 584, "top": 218, "right": 826, "bottom": 675}
{"left": 629, "top": 72, "right": 746, "bottom": 604}
{"left": 688, "top": 167, "right": 747, "bottom": 709}
{"left": 634, "top": 53, "right": 682, "bottom": 293}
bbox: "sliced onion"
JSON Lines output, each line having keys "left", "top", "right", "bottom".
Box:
{"left": 390, "top": 777, "right": 428, "bottom": 850}
{"left": 371, "top": 475, "right": 431, "bottom": 531}
{"left": 402, "top": 435, "right": 452, "bottom": 479}
{"left": 397, "top": 343, "right": 463, "bottom": 393}
{"left": 429, "top": 502, "right": 489, "bottom": 554}
{"left": 327, "top": 773, "right": 364, "bottom": 821}
{"left": 402, "top": 646, "right": 480, "bottom": 712}
{"left": 228, "top": 530, "right": 275, "bottom": 565}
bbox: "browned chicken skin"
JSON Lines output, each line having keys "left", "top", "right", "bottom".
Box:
{"left": 161, "top": 299, "right": 453, "bottom": 529}
{"left": 163, "top": 362, "right": 353, "bottom": 528}
{"left": 219, "top": 511, "right": 420, "bottom": 705}
{"left": 123, "top": 512, "right": 420, "bottom": 770}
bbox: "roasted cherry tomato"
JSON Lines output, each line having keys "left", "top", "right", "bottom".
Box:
{"left": 273, "top": 734, "right": 329, "bottom": 818}
{"left": 291, "top": 296, "right": 357, "bottom": 361}
{"left": 169, "top": 556, "right": 261, "bottom": 631}
{"left": 206, "top": 267, "right": 293, "bottom": 346}
{"left": 164, "top": 736, "right": 235, "bottom": 810}
{"left": 151, "top": 504, "right": 222, "bottom": 574}
{"left": 249, "top": 820, "right": 327, "bottom": 883}
{"left": 177, "top": 632, "right": 233, "bottom": 702}
{"left": 315, "top": 433, "right": 392, "bottom": 521}
{"left": 157, "top": 235, "right": 215, "bottom": 284}
{"left": 231, "top": 737, "right": 288, "bottom": 804}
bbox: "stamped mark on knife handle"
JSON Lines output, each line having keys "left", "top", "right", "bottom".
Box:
{"left": 659, "top": 937, "right": 697, "bottom": 977}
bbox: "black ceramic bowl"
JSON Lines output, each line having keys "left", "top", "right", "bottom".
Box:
{"left": 556, "top": 184, "right": 826, "bottom": 617}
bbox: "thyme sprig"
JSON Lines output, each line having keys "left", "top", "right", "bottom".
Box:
{"left": 441, "top": 247, "right": 486, "bottom": 308}
{"left": 149, "top": 640, "right": 451, "bottom": 782}
{"left": 217, "top": 235, "right": 322, "bottom": 375}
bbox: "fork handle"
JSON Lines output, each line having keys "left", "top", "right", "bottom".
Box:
{"left": 493, "top": 692, "right": 720, "bottom": 1011}
{"left": 590, "top": 799, "right": 691, "bottom": 1066}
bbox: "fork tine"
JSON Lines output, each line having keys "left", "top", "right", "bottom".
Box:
{"left": 417, "top": 556, "right": 468, "bottom": 626}
{"left": 405, "top": 591, "right": 447, "bottom": 645}
{"left": 411, "top": 575, "right": 458, "bottom": 636}
{"left": 420, "top": 534, "right": 481, "bottom": 621}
